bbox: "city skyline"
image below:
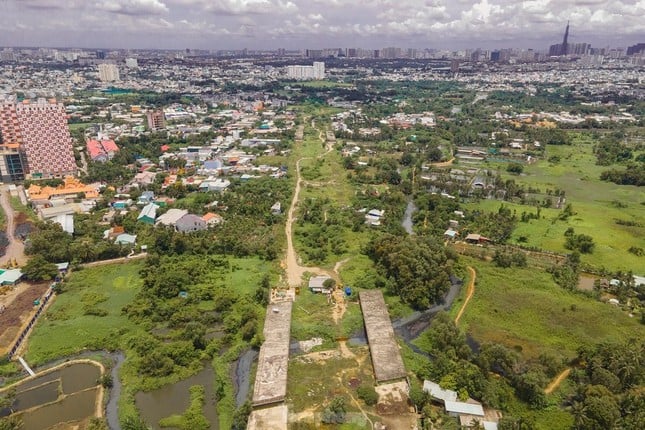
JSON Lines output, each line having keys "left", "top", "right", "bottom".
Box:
{"left": 0, "top": 1, "right": 643, "bottom": 51}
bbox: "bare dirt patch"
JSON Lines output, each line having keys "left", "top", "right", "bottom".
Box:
{"left": 0, "top": 282, "right": 50, "bottom": 355}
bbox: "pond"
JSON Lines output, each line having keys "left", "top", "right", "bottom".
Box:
{"left": 0, "top": 361, "right": 101, "bottom": 430}
{"left": 136, "top": 364, "right": 219, "bottom": 429}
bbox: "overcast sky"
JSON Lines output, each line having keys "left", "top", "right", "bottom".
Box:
{"left": 0, "top": 0, "right": 643, "bottom": 51}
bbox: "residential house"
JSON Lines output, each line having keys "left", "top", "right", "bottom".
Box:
{"left": 112, "top": 199, "right": 133, "bottom": 210}
{"left": 87, "top": 139, "right": 119, "bottom": 162}
{"left": 202, "top": 212, "right": 223, "bottom": 226}
{"left": 156, "top": 208, "right": 188, "bottom": 227}
{"left": 365, "top": 209, "right": 384, "bottom": 226}
{"left": 137, "top": 191, "right": 155, "bottom": 205}
{"left": 175, "top": 214, "right": 207, "bottom": 233}
{"left": 115, "top": 233, "right": 137, "bottom": 245}
{"left": 271, "top": 202, "right": 281, "bottom": 215}
{"left": 132, "top": 171, "right": 157, "bottom": 187}
{"left": 199, "top": 177, "right": 231, "bottom": 193}
{"left": 137, "top": 203, "right": 158, "bottom": 224}
{"left": 444, "top": 229, "right": 459, "bottom": 241}
{"left": 308, "top": 275, "right": 333, "bottom": 294}
{"left": 465, "top": 233, "right": 490, "bottom": 244}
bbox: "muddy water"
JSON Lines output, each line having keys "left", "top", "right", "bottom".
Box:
{"left": 135, "top": 364, "right": 219, "bottom": 430}
{"left": 106, "top": 352, "right": 125, "bottom": 430}
{"left": 22, "top": 387, "right": 98, "bottom": 430}
{"left": 11, "top": 380, "right": 59, "bottom": 412}
{"left": 233, "top": 349, "right": 258, "bottom": 407}
{"left": 0, "top": 362, "right": 101, "bottom": 429}
{"left": 1, "top": 362, "right": 101, "bottom": 416}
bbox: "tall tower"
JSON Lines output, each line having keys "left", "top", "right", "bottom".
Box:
{"left": 561, "top": 21, "right": 570, "bottom": 56}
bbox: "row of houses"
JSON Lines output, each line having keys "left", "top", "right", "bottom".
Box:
{"left": 137, "top": 204, "right": 223, "bottom": 232}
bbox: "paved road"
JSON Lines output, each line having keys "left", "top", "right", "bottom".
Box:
{"left": 0, "top": 185, "right": 27, "bottom": 267}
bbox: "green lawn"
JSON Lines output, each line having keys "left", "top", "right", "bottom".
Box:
{"left": 457, "top": 257, "right": 645, "bottom": 361}
{"left": 25, "top": 261, "right": 145, "bottom": 365}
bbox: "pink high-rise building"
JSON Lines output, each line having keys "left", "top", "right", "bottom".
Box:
{"left": 0, "top": 97, "right": 77, "bottom": 180}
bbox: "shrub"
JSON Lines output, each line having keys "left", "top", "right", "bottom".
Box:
{"left": 356, "top": 385, "right": 379, "bottom": 406}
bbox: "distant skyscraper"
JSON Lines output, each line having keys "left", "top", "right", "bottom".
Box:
{"left": 626, "top": 43, "right": 645, "bottom": 56}
{"left": 0, "top": 97, "right": 77, "bottom": 180}
{"left": 549, "top": 21, "right": 573, "bottom": 56}
{"left": 98, "top": 63, "right": 120, "bottom": 82}
{"left": 561, "top": 21, "right": 570, "bottom": 56}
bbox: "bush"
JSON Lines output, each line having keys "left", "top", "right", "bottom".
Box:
{"left": 356, "top": 385, "right": 379, "bottom": 406}
{"left": 321, "top": 396, "right": 346, "bottom": 424}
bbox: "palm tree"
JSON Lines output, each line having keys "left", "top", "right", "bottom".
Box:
{"left": 570, "top": 400, "right": 589, "bottom": 429}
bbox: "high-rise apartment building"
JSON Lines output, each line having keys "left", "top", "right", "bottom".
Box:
{"left": 146, "top": 110, "right": 166, "bottom": 131}
{"left": 98, "top": 63, "right": 120, "bottom": 82}
{"left": 0, "top": 97, "right": 77, "bottom": 180}
{"left": 286, "top": 62, "right": 325, "bottom": 80}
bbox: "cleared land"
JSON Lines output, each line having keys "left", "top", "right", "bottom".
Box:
{"left": 359, "top": 290, "right": 407, "bottom": 383}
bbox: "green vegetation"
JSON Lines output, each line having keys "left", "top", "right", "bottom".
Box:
{"left": 25, "top": 254, "right": 274, "bottom": 428}
{"left": 366, "top": 234, "right": 456, "bottom": 309}
{"left": 457, "top": 258, "right": 645, "bottom": 360}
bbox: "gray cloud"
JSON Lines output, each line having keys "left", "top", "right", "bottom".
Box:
{"left": 95, "top": 0, "right": 170, "bottom": 16}
{"left": 1, "top": 0, "right": 644, "bottom": 49}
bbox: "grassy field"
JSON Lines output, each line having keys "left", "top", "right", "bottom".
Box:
{"left": 456, "top": 257, "right": 645, "bottom": 361}
{"left": 294, "top": 80, "right": 354, "bottom": 89}
{"left": 463, "top": 138, "right": 644, "bottom": 271}
{"left": 25, "top": 261, "right": 145, "bottom": 365}
{"left": 10, "top": 196, "right": 38, "bottom": 222}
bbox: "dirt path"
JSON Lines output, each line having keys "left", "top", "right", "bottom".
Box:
{"left": 0, "top": 185, "right": 27, "bottom": 267}
{"left": 429, "top": 157, "right": 455, "bottom": 168}
{"left": 545, "top": 367, "right": 571, "bottom": 394}
{"left": 454, "top": 266, "right": 476, "bottom": 325}
{"left": 283, "top": 121, "right": 339, "bottom": 288}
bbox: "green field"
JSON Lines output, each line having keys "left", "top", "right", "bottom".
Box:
{"left": 25, "top": 261, "right": 145, "bottom": 365}
{"left": 456, "top": 257, "right": 645, "bottom": 361}
{"left": 463, "top": 138, "right": 644, "bottom": 271}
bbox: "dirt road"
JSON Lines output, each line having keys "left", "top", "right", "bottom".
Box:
{"left": 0, "top": 185, "right": 27, "bottom": 267}
{"left": 454, "top": 266, "right": 476, "bottom": 325}
{"left": 545, "top": 367, "right": 571, "bottom": 394}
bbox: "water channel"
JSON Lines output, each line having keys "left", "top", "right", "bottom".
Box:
{"left": 135, "top": 364, "right": 219, "bottom": 430}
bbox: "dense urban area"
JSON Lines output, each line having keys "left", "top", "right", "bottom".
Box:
{"left": 0, "top": 39, "right": 643, "bottom": 430}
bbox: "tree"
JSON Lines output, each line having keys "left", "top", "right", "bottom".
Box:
{"left": 322, "top": 278, "right": 336, "bottom": 290}
{"left": 21, "top": 255, "right": 58, "bottom": 281}
{"left": 506, "top": 163, "right": 524, "bottom": 175}
{"left": 356, "top": 385, "right": 379, "bottom": 406}
{"left": 367, "top": 234, "right": 454, "bottom": 309}
{"left": 0, "top": 388, "right": 17, "bottom": 413}
{"left": 0, "top": 416, "right": 23, "bottom": 430}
